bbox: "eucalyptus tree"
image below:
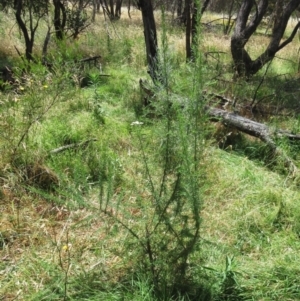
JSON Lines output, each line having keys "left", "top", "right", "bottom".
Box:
{"left": 136, "top": 0, "right": 159, "bottom": 83}
{"left": 66, "top": 0, "right": 91, "bottom": 39}
{"left": 177, "top": 0, "right": 210, "bottom": 23}
{"left": 99, "top": 0, "right": 123, "bottom": 20}
{"left": 91, "top": 0, "right": 101, "bottom": 21}
{"left": 52, "top": 0, "right": 91, "bottom": 40}
{"left": 186, "top": 0, "right": 210, "bottom": 61}
{"left": 231, "top": 0, "right": 300, "bottom": 78}
{"left": 0, "top": 0, "right": 94, "bottom": 62}
{"left": 53, "top": 0, "right": 66, "bottom": 39}
{"left": 0, "top": 0, "right": 50, "bottom": 61}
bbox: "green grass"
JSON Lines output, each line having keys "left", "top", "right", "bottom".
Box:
{"left": 1, "top": 6, "right": 300, "bottom": 301}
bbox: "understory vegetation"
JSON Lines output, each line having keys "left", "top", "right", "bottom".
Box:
{"left": 1, "top": 6, "right": 300, "bottom": 301}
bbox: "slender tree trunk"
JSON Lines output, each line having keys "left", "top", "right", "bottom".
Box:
{"left": 177, "top": 0, "right": 183, "bottom": 17}
{"left": 191, "top": 0, "right": 199, "bottom": 60}
{"left": 137, "top": 0, "right": 160, "bottom": 83}
{"left": 128, "top": 0, "right": 131, "bottom": 18}
{"left": 53, "top": 0, "right": 66, "bottom": 39}
{"left": 102, "top": 0, "right": 109, "bottom": 17}
{"left": 187, "top": 0, "right": 207, "bottom": 61}
{"left": 42, "top": 26, "right": 51, "bottom": 63}
{"left": 115, "top": 0, "right": 123, "bottom": 18}
{"left": 92, "top": 0, "right": 97, "bottom": 21}
{"left": 185, "top": 0, "right": 192, "bottom": 60}
{"left": 109, "top": 0, "right": 114, "bottom": 17}
{"left": 200, "top": 0, "right": 211, "bottom": 14}
{"left": 223, "top": 0, "right": 235, "bottom": 34}
{"left": 15, "top": 0, "right": 34, "bottom": 61}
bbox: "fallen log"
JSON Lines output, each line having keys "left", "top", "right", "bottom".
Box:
{"left": 207, "top": 107, "right": 299, "bottom": 177}
{"left": 207, "top": 107, "right": 300, "bottom": 141}
{"left": 139, "top": 81, "right": 299, "bottom": 177}
{"left": 208, "top": 107, "right": 271, "bottom": 139}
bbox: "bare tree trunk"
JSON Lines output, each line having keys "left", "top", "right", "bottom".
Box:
{"left": 128, "top": 0, "right": 131, "bottom": 18}
{"left": 101, "top": 0, "right": 110, "bottom": 18}
{"left": 101, "top": 0, "right": 122, "bottom": 20}
{"left": 42, "top": 26, "right": 51, "bottom": 64}
{"left": 109, "top": 0, "right": 114, "bottom": 17}
{"left": 137, "top": 0, "right": 160, "bottom": 83}
{"left": 115, "top": 0, "right": 123, "bottom": 18}
{"left": 15, "top": 0, "right": 37, "bottom": 61}
{"left": 185, "top": 0, "right": 192, "bottom": 60}
{"left": 53, "top": 0, "right": 66, "bottom": 39}
{"left": 92, "top": 0, "right": 97, "bottom": 21}
{"left": 231, "top": 0, "right": 300, "bottom": 78}
{"left": 96, "top": 0, "right": 101, "bottom": 12}
{"left": 223, "top": 0, "right": 235, "bottom": 34}
{"left": 191, "top": 0, "right": 199, "bottom": 60}
{"left": 177, "top": 0, "right": 183, "bottom": 16}
{"left": 200, "top": 0, "right": 211, "bottom": 14}
{"left": 187, "top": 0, "right": 209, "bottom": 61}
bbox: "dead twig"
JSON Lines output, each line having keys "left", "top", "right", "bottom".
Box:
{"left": 49, "top": 139, "right": 98, "bottom": 155}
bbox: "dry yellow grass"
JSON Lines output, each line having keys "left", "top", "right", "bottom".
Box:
{"left": 0, "top": 189, "right": 131, "bottom": 299}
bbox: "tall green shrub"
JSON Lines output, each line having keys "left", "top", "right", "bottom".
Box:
{"left": 100, "top": 4, "right": 210, "bottom": 299}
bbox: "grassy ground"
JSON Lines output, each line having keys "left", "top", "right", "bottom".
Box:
{"left": 1, "top": 7, "right": 300, "bottom": 301}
